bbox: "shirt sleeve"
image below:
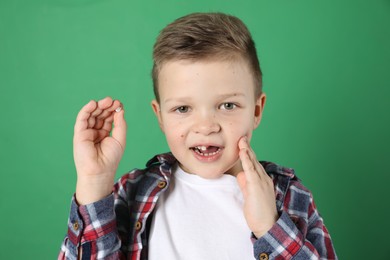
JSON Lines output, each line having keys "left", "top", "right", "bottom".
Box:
{"left": 253, "top": 184, "right": 337, "bottom": 260}
{"left": 58, "top": 194, "right": 124, "bottom": 260}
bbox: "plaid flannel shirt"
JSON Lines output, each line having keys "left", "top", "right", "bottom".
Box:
{"left": 58, "top": 153, "right": 337, "bottom": 260}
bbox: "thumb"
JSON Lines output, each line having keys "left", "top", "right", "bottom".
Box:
{"left": 236, "top": 171, "right": 247, "bottom": 198}
{"left": 112, "top": 108, "right": 127, "bottom": 151}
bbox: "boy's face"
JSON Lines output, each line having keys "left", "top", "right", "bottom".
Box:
{"left": 152, "top": 58, "right": 265, "bottom": 179}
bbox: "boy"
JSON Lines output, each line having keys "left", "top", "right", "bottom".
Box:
{"left": 59, "top": 12, "right": 337, "bottom": 260}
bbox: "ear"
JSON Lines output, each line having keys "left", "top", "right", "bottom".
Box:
{"left": 253, "top": 93, "right": 266, "bottom": 129}
{"left": 151, "top": 100, "right": 164, "bottom": 133}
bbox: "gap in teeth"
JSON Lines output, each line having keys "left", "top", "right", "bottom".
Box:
{"left": 196, "top": 145, "right": 207, "bottom": 151}
{"left": 193, "top": 146, "right": 221, "bottom": 156}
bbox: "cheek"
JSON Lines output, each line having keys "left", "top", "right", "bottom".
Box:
{"left": 163, "top": 120, "right": 187, "bottom": 144}
{"left": 226, "top": 118, "right": 254, "bottom": 143}
{"left": 229, "top": 116, "right": 253, "bottom": 133}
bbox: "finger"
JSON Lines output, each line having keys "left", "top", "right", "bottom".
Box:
{"left": 74, "top": 100, "right": 98, "bottom": 133}
{"left": 238, "top": 136, "right": 248, "bottom": 150}
{"left": 95, "top": 100, "right": 121, "bottom": 129}
{"left": 245, "top": 146, "right": 269, "bottom": 180}
{"left": 245, "top": 144, "right": 264, "bottom": 177}
{"left": 111, "top": 108, "right": 127, "bottom": 151}
{"left": 96, "top": 100, "right": 121, "bottom": 119}
{"left": 236, "top": 171, "right": 247, "bottom": 198}
{"left": 239, "top": 137, "right": 258, "bottom": 163}
{"left": 76, "top": 128, "right": 109, "bottom": 144}
{"left": 239, "top": 137, "right": 267, "bottom": 178}
{"left": 100, "top": 114, "right": 114, "bottom": 133}
{"left": 239, "top": 146, "right": 259, "bottom": 183}
{"left": 88, "top": 97, "right": 114, "bottom": 128}
{"left": 93, "top": 97, "right": 114, "bottom": 115}
{"left": 239, "top": 137, "right": 260, "bottom": 172}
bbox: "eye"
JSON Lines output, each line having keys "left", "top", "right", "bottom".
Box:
{"left": 219, "top": 102, "right": 237, "bottom": 110}
{"left": 175, "top": 106, "right": 190, "bottom": 113}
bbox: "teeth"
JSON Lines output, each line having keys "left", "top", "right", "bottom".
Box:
{"left": 193, "top": 146, "right": 221, "bottom": 156}
{"left": 196, "top": 145, "right": 207, "bottom": 151}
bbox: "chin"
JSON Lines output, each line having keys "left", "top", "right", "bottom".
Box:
{"left": 186, "top": 163, "right": 239, "bottom": 179}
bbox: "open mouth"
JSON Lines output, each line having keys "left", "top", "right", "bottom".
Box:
{"left": 191, "top": 145, "right": 222, "bottom": 157}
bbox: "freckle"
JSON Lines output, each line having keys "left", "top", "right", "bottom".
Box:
{"left": 181, "top": 134, "right": 184, "bottom": 138}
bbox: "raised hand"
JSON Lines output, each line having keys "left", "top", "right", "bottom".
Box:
{"left": 73, "top": 97, "right": 127, "bottom": 205}
{"left": 236, "top": 136, "right": 278, "bottom": 238}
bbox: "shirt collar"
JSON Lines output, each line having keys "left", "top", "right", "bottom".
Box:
{"left": 146, "top": 153, "right": 295, "bottom": 179}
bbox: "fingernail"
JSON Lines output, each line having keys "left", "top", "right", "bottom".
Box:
{"left": 115, "top": 106, "right": 122, "bottom": 112}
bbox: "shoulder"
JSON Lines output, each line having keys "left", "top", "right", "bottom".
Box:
{"left": 114, "top": 152, "right": 177, "bottom": 195}
{"left": 145, "top": 152, "right": 177, "bottom": 170}
{"left": 260, "top": 160, "right": 304, "bottom": 192}
{"left": 260, "top": 160, "right": 311, "bottom": 193}
{"left": 118, "top": 152, "right": 176, "bottom": 179}
{"left": 261, "top": 161, "right": 314, "bottom": 214}
{"left": 260, "top": 161, "right": 296, "bottom": 179}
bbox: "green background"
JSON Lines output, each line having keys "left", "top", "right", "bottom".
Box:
{"left": 1, "top": 0, "right": 389, "bottom": 259}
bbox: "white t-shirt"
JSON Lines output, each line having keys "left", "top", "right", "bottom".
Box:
{"left": 149, "top": 164, "right": 254, "bottom": 260}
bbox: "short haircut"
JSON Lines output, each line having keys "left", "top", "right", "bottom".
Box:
{"left": 152, "top": 12, "right": 262, "bottom": 103}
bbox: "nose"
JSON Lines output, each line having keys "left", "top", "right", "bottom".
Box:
{"left": 192, "top": 111, "right": 221, "bottom": 135}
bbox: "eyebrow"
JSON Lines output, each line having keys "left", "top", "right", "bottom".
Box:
{"left": 163, "top": 93, "right": 246, "bottom": 104}
{"left": 218, "top": 93, "right": 246, "bottom": 100}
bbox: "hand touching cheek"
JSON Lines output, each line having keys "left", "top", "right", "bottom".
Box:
{"left": 236, "top": 136, "right": 278, "bottom": 238}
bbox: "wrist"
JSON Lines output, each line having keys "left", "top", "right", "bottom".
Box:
{"left": 253, "top": 227, "right": 272, "bottom": 239}
{"left": 76, "top": 175, "right": 114, "bottom": 205}
{"left": 252, "top": 215, "right": 278, "bottom": 239}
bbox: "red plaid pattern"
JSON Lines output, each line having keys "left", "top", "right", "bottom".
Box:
{"left": 59, "top": 153, "right": 337, "bottom": 259}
